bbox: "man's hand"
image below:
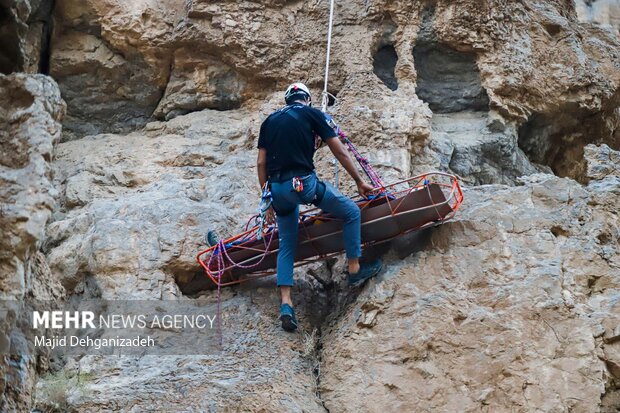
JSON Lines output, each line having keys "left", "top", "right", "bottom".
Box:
{"left": 357, "top": 181, "right": 375, "bottom": 198}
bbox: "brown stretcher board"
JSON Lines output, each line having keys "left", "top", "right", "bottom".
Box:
{"left": 184, "top": 177, "right": 461, "bottom": 294}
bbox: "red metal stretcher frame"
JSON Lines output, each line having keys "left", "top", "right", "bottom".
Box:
{"left": 195, "top": 172, "right": 464, "bottom": 288}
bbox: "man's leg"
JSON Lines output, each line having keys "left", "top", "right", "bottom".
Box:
{"left": 275, "top": 205, "right": 300, "bottom": 331}
{"left": 317, "top": 182, "right": 383, "bottom": 283}
{"left": 275, "top": 205, "right": 300, "bottom": 289}
{"left": 317, "top": 183, "right": 362, "bottom": 269}
{"left": 280, "top": 286, "right": 293, "bottom": 306}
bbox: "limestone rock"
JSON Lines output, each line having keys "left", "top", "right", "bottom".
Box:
{"left": 40, "top": 0, "right": 619, "bottom": 185}
{"left": 35, "top": 290, "right": 328, "bottom": 412}
{"left": 153, "top": 50, "right": 246, "bottom": 121}
{"left": 425, "top": 111, "right": 545, "bottom": 185}
{"left": 0, "top": 73, "right": 66, "bottom": 412}
{"left": 576, "top": 0, "right": 620, "bottom": 34}
{"left": 0, "top": 73, "right": 65, "bottom": 299}
{"left": 319, "top": 145, "right": 620, "bottom": 412}
{"left": 36, "top": 105, "right": 335, "bottom": 411}
{"left": 10, "top": 0, "right": 620, "bottom": 411}
{"left": 585, "top": 143, "right": 620, "bottom": 181}
{"left": 49, "top": 29, "right": 162, "bottom": 139}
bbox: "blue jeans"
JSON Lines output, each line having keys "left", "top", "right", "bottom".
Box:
{"left": 270, "top": 172, "right": 361, "bottom": 287}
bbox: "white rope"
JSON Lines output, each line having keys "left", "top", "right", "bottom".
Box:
{"left": 321, "top": 0, "right": 339, "bottom": 187}
{"left": 321, "top": 0, "right": 335, "bottom": 113}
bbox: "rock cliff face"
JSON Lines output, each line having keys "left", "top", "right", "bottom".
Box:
{"left": 0, "top": 73, "right": 65, "bottom": 411}
{"left": 320, "top": 146, "right": 620, "bottom": 412}
{"left": 1, "top": 0, "right": 619, "bottom": 412}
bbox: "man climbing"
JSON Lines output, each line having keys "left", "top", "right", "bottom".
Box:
{"left": 257, "top": 82, "right": 383, "bottom": 332}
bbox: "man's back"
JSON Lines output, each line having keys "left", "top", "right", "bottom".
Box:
{"left": 257, "top": 104, "right": 336, "bottom": 176}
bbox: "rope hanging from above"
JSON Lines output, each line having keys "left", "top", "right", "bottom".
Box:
{"left": 320, "top": 0, "right": 340, "bottom": 188}
{"left": 321, "top": 0, "right": 336, "bottom": 113}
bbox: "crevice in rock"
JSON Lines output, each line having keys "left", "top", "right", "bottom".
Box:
{"left": 517, "top": 104, "right": 620, "bottom": 183}
{"left": 372, "top": 15, "right": 398, "bottom": 91}
{"left": 0, "top": 0, "right": 55, "bottom": 74}
{"left": 152, "top": 60, "right": 175, "bottom": 120}
{"left": 311, "top": 328, "right": 331, "bottom": 413}
{"left": 373, "top": 45, "right": 398, "bottom": 91}
{"left": 34, "top": 0, "right": 56, "bottom": 74}
{"left": 0, "top": 2, "right": 25, "bottom": 73}
{"left": 326, "top": 90, "right": 337, "bottom": 107}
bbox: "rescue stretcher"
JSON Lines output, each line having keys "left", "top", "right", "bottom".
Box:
{"left": 183, "top": 172, "right": 463, "bottom": 294}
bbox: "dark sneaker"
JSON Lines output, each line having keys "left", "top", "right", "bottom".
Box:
{"left": 279, "top": 303, "right": 298, "bottom": 332}
{"left": 348, "top": 259, "right": 383, "bottom": 286}
{"left": 205, "top": 230, "right": 220, "bottom": 247}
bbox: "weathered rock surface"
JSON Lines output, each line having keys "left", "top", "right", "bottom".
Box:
{"left": 577, "top": 0, "right": 620, "bottom": 34}
{"left": 49, "top": 0, "right": 620, "bottom": 181}
{"left": 0, "top": 73, "right": 65, "bottom": 412}
{"left": 35, "top": 98, "right": 620, "bottom": 412}
{"left": 35, "top": 106, "right": 333, "bottom": 411}
{"left": 319, "top": 144, "right": 620, "bottom": 412}
{"left": 0, "top": 0, "right": 616, "bottom": 412}
{"left": 0, "top": 73, "right": 64, "bottom": 299}
{"left": 46, "top": 108, "right": 259, "bottom": 297}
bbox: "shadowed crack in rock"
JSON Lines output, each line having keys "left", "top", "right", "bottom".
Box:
{"left": 517, "top": 103, "right": 620, "bottom": 183}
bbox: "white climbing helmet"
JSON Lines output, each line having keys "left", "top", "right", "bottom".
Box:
{"left": 284, "top": 82, "right": 311, "bottom": 104}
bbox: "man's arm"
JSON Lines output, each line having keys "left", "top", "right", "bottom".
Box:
{"left": 257, "top": 148, "right": 268, "bottom": 188}
{"left": 326, "top": 138, "right": 374, "bottom": 197}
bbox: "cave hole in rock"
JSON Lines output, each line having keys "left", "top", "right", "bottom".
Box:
{"left": 326, "top": 90, "right": 337, "bottom": 106}
{"left": 517, "top": 108, "right": 598, "bottom": 182}
{"left": 413, "top": 6, "right": 489, "bottom": 113}
{"left": 36, "top": 0, "right": 56, "bottom": 74}
{"left": 372, "top": 15, "right": 398, "bottom": 91}
{"left": 373, "top": 44, "right": 398, "bottom": 91}
{"left": 413, "top": 43, "right": 489, "bottom": 113}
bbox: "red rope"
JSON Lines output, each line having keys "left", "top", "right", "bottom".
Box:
{"left": 206, "top": 228, "right": 276, "bottom": 280}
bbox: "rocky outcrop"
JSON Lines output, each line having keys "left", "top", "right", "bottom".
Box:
{"left": 34, "top": 104, "right": 620, "bottom": 412}
{"left": 0, "top": 73, "right": 65, "bottom": 299}
{"left": 319, "top": 144, "right": 620, "bottom": 412}
{"left": 49, "top": 0, "right": 620, "bottom": 183}
{"left": 45, "top": 108, "right": 260, "bottom": 297}
{"left": 0, "top": 73, "right": 65, "bottom": 412}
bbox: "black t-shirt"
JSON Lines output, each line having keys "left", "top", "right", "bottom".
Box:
{"left": 257, "top": 104, "right": 337, "bottom": 176}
